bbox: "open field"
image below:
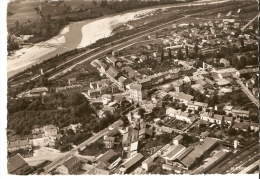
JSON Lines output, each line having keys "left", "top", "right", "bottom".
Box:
{"left": 7, "top": 2, "right": 39, "bottom": 26}
{"left": 24, "top": 147, "right": 68, "bottom": 166}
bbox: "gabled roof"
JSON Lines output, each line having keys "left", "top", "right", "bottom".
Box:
{"left": 139, "top": 128, "right": 153, "bottom": 136}
{"left": 63, "top": 156, "right": 80, "bottom": 170}
{"left": 142, "top": 157, "right": 154, "bottom": 165}
{"left": 213, "top": 114, "right": 223, "bottom": 120}
{"left": 180, "top": 138, "right": 217, "bottom": 168}
{"left": 163, "top": 144, "right": 186, "bottom": 160}
{"left": 8, "top": 154, "right": 28, "bottom": 173}
{"left": 8, "top": 139, "right": 31, "bottom": 148}
{"left": 120, "top": 153, "right": 143, "bottom": 169}
{"left": 96, "top": 149, "right": 117, "bottom": 165}
{"left": 130, "top": 84, "right": 142, "bottom": 91}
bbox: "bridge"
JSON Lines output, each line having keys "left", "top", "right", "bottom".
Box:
{"left": 241, "top": 13, "right": 260, "bottom": 31}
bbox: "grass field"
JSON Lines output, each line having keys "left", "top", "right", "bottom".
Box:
{"left": 7, "top": 2, "right": 39, "bottom": 26}
{"left": 7, "top": 1, "right": 111, "bottom": 27}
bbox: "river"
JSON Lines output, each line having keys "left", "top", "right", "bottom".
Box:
{"left": 7, "top": 0, "right": 229, "bottom": 78}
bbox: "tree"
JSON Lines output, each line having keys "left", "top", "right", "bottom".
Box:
{"left": 100, "top": 0, "right": 107, "bottom": 7}
{"left": 161, "top": 49, "right": 164, "bottom": 62}
{"left": 185, "top": 45, "right": 188, "bottom": 56}
{"left": 15, "top": 21, "right": 19, "bottom": 29}
{"left": 138, "top": 108, "right": 146, "bottom": 118}
{"left": 231, "top": 55, "right": 238, "bottom": 67}
{"left": 168, "top": 49, "right": 172, "bottom": 60}
{"left": 177, "top": 48, "right": 183, "bottom": 60}
{"left": 159, "top": 133, "right": 172, "bottom": 144}
{"left": 227, "top": 128, "right": 237, "bottom": 136}
{"left": 240, "top": 38, "right": 244, "bottom": 48}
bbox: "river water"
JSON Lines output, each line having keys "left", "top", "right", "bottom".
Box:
{"left": 7, "top": 0, "right": 228, "bottom": 78}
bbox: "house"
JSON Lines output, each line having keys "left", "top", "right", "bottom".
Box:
{"left": 171, "top": 80, "right": 183, "bottom": 92}
{"left": 103, "top": 136, "right": 115, "bottom": 149}
{"left": 106, "top": 56, "right": 118, "bottom": 66}
{"left": 224, "top": 116, "right": 233, "bottom": 126}
{"left": 106, "top": 66, "right": 120, "bottom": 79}
{"left": 68, "top": 78, "right": 77, "bottom": 85}
{"left": 220, "top": 58, "right": 231, "bottom": 68}
{"left": 142, "top": 157, "right": 154, "bottom": 171}
{"left": 7, "top": 139, "right": 32, "bottom": 153}
{"left": 213, "top": 114, "right": 223, "bottom": 125}
{"left": 200, "top": 131, "right": 210, "bottom": 139}
{"left": 166, "top": 108, "right": 194, "bottom": 123}
{"left": 122, "top": 127, "right": 139, "bottom": 146}
{"left": 96, "top": 149, "right": 117, "bottom": 167}
{"left": 191, "top": 84, "right": 205, "bottom": 94}
{"left": 200, "top": 112, "right": 214, "bottom": 123}
{"left": 139, "top": 128, "right": 153, "bottom": 139}
{"left": 187, "top": 101, "right": 208, "bottom": 112}
{"left": 42, "top": 125, "right": 58, "bottom": 137}
{"left": 56, "top": 156, "right": 81, "bottom": 174}
{"left": 233, "top": 122, "right": 250, "bottom": 132}
{"left": 29, "top": 87, "right": 48, "bottom": 95}
{"left": 223, "top": 105, "right": 233, "bottom": 115}
{"left": 56, "top": 85, "right": 82, "bottom": 96}
{"left": 173, "top": 135, "right": 183, "bottom": 145}
{"left": 7, "top": 154, "right": 30, "bottom": 175}
{"left": 250, "top": 123, "right": 259, "bottom": 132}
{"left": 129, "top": 83, "right": 147, "bottom": 101}
{"left": 168, "top": 92, "right": 193, "bottom": 105}
{"left": 231, "top": 109, "right": 250, "bottom": 118}
{"left": 119, "top": 153, "right": 143, "bottom": 174}
{"left": 245, "top": 80, "right": 253, "bottom": 89}
{"left": 162, "top": 164, "right": 183, "bottom": 173}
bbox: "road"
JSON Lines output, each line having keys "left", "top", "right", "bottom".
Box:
{"left": 236, "top": 80, "right": 259, "bottom": 107}
{"left": 205, "top": 141, "right": 259, "bottom": 174}
{"left": 241, "top": 13, "right": 260, "bottom": 31}
{"left": 43, "top": 127, "right": 110, "bottom": 173}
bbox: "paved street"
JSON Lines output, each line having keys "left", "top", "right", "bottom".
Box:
{"left": 43, "top": 127, "right": 109, "bottom": 173}
{"left": 236, "top": 80, "right": 259, "bottom": 107}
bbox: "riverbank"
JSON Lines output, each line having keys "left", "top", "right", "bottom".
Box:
{"left": 7, "top": 0, "right": 230, "bottom": 78}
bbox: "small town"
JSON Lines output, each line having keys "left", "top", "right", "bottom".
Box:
{"left": 5, "top": 0, "right": 259, "bottom": 176}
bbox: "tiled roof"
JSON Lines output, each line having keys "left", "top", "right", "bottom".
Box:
{"left": 8, "top": 154, "right": 28, "bottom": 173}
{"left": 130, "top": 84, "right": 142, "bottom": 91}
{"left": 96, "top": 149, "right": 117, "bottom": 165}
{"left": 8, "top": 140, "right": 31, "bottom": 148}
{"left": 120, "top": 153, "right": 143, "bottom": 169}
{"left": 63, "top": 156, "right": 80, "bottom": 170}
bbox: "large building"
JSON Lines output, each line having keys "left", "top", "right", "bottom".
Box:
{"left": 56, "top": 156, "right": 81, "bottom": 174}
{"left": 7, "top": 139, "right": 32, "bottom": 153}
{"left": 7, "top": 154, "right": 30, "bottom": 175}
{"left": 129, "top": 84, "right": 147, "bottom": 102}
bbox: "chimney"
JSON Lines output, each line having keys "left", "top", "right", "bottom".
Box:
{"left": 17, "top": 140, "right": 19, "bottom": 143}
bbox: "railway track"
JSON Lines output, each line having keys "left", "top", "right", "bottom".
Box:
{"left": 205, "top": 140, "right": 259, "bottom": 174}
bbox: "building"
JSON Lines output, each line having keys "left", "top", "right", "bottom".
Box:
{"left": 178, "top": 137, "right": 218, "bottom": 170}
{"left": 106, "top": 56, "right": 118, "bottom": 66}
{"left": 119, "top": 153, "right": 143, "bottom": 174}
{"left": 187, "top": 101, "right": 208, "bottom": 112}
{"left": 129, "top": 83, "right": 147, "bottom": 101}
{"left": 168, "top": 92, "right": 193, "bottom": 105}
{"left": 56, "top": 156, "right": 81, "bottom": 174}
{"left": 56, "top": 85, "right": 82, "bottom": 96}
{"left": 142, "top": 157, "right": 154, "bottom": 171}
{"left": 161, "top": 144, "right": 186, "bottom": 165}
{"left": 42, "top": 125, "right": 58, "bottom": 137}
{"left": 103, "top": 136, "right": 115, "bottom": 149}
{"left": 7, "top": 154, "right": 30, "bottom": 175}
{"left": 7, "top": 139, "right": 32, "bottom": 153}
{"left": 173, "top": 135, "right": 183, "bottom": 145}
